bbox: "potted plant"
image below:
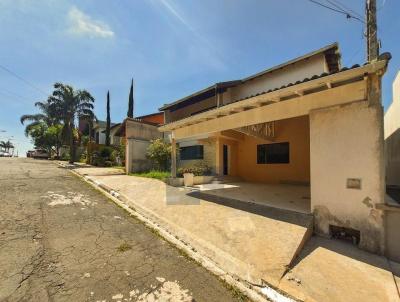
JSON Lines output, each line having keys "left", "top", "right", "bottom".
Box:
{"left": 181, "top": 167, "right": 195, "bottom": 186}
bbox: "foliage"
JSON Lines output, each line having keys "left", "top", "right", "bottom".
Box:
{"left": 99, "top": 146, "right": 113, "bottom": 158}
{"left": 20, "top": 100, "right": 60, "bottom": 136}
{"left": 117, "top": 242, "right": 132, "bottom": 253}
{"left": 0, "top": 140, "right": 14, "bottom": 152}
{"left": 25, "top": 123, "right": 63, "bottom": 156}
{"left": 177, "top": 163, "right": 212, "bottom": 177}
{"left": 146, "top": 138, "right": 171, "bottom": 171}
{"left": 127, "top": 79, "right": 134, "bottom": 118}
{"left": 20, "top": 82, "right": 96, "bottom": 163}
{"left": 47, "top": 82, "right": 95, "bottom": 163}
{"left": 105, "top": 91, "right": 111, "bottom": 146}
{"left": 129, "top": 170, "right": 170, "bottom": 181}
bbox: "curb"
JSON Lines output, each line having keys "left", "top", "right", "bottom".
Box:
{"left": 57, "top": 161, "right": 297, "bottom": 302}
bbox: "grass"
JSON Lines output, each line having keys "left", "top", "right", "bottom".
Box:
{"left": 117, "top": 242, "right": 132, "bottom": 252}
{"left": 129, "top": 170, "right": 170, "bottom": 181}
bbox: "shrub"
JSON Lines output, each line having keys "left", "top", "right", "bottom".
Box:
{"left": 146, "top": 138, "right": 171, "bottom": 171}
{"left": 99, "top": 146, "right": 113, "bottom": 159}
{"left": 177, "top": 163, "right": 212, "bottom": 177}
{"left": 104, "top": 160, "right": 113, "bottom": 167}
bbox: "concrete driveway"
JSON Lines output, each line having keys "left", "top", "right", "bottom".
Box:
{"left": 72, "top": 165, "right": 400, "bottom": 302}
{"left": 0, "top": 158, "right": 245, "bottom": 302}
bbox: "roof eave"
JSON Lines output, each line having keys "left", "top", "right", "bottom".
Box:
{"left": 159, "top": 59, "right": 388, "bottom": 132}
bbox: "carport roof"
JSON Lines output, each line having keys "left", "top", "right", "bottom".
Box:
{"left": 159, "top": 53, "right": 391, "bottom": 132}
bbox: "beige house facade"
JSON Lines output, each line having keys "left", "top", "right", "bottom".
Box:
{"left": 159, "top": 43, "right": 393, "bottom": 256}
{"left": 116, "top": 113, "right": 165, "bottom": 173}
{"left": 383, "top": 71, "right": 400, "bottom": 262}
{"left": 385, "top": 71, "right": 400, "bottom": 187}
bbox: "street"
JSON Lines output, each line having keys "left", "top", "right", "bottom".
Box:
{"left": 0, "top": 158, "right": 244, "bottom": 302}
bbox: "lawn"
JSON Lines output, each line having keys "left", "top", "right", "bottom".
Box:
{"left": 129, "top": 170, "right": 170, "bottom": 181}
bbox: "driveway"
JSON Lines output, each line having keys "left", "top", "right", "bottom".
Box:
{"left": 0, "top": 158, "right": 244, "bottom": 302}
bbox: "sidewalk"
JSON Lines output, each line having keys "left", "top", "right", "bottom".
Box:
{"left": 63, "top": 163, "right": 400, "bottom": 302}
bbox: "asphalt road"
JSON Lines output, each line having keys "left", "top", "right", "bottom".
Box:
{"left": 0, "top": 158, "right": 244, "bottom": 302}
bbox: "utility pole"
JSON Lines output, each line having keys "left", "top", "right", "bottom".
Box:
{"left": 366, "top": 0, "right": 379, "bottom": 62}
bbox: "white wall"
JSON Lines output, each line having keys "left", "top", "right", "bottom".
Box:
{"left": 310, "top": 101, "right": 385, "bottom": 254}
{"left": 126, "top": 138, "right": 151, "bottom": 173}
{"left": 95, "top": 128, "right": 106, "bottom": 145}
{"left": 384, "top": 71, "right": 400, "bottom": 186}
{"left": 229, "top": 54, "right": 327, "bottom": 102}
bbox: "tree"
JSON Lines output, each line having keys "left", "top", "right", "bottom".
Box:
{"left": 0, "top": 140, "right": 14, "bottom": 153}
{"left": 127, "top": 79, "right": 134, "bottom": 118}
{"left": 47, "top": 83, "right": 95, "bottom": 164}
{"left": 105, "top": 91, "right": 111, "bottom": 146}
{"left": 146, "top": 138, "right": 171, "bottom": 171}
{"left": 24, "top": 122, "right": 62, "bottom": 156}
{"left": 20, "top": 100, "right": 59, "bottom": 136}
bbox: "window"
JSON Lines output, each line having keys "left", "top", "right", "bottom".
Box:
{"left": 180, "top": 145, "right": 204, "bottom": 160}
{"left": 257, "top": 142, "right": 289, "bottom": 164}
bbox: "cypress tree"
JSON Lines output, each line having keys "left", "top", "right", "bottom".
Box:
{"left": 127, "top": 79, "right": 134, "bottom": 118}
{"left": 105, "top": 90, "right": 111, "bottom": 146}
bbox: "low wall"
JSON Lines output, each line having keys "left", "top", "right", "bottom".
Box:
{"left": 310, "top": 101, "right": 385, "bottom": 254}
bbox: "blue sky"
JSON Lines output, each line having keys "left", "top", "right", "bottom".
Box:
{"left": 0, "top": 0, "right": 399, "bottom": 156}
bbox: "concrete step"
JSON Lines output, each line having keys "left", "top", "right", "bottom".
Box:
{"left": 211, "top": 175, "right": 243, "bottom": 184}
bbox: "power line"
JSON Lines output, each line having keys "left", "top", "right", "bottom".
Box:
{"left": 306, "top": 0, "right": 365, "bottom": 23}
{"left": 0, "top": 64, "right": 48, "bottom": 97}
{"left": 327, "top": 0, "right": 364, "bottom": 19}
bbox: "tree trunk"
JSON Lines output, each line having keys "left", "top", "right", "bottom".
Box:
{"left": 69, "top": 123, "right": 75, "bottom": 164}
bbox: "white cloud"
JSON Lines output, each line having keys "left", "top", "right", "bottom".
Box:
{"left": 67, "top": 6, "right": 114, "bottom": 39}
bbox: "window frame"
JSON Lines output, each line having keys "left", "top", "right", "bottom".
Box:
{"left": 180, "top": 145, "right": 204, "bottom": 161}
{"left": 257, "top": 142, "right": 290, "bottom": 164}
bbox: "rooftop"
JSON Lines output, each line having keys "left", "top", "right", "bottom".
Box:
{"left": 159, "top": 43, "right": 340, "bottom": 112}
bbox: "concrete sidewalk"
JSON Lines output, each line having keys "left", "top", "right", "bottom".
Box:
{"left": 65, "top": 163, "right": 400, "bottom": 302}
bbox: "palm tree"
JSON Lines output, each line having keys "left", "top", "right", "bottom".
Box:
{"left": 0, "top": 141, "right": 6, "bottom": 152}
{"left": 20, "top": 100, "right": 58, "bottom": 136}
{"left": 47, "top": 83, "right": 95, "bottom": 164}
{"left": 0, "top": 140, "right": 14, "bottom": 153}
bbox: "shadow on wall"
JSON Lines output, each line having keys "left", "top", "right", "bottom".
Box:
{"left": 385, "top": 128, "right": 400, "bottom": 187}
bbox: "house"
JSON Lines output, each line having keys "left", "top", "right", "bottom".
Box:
{"left": 92, "top": 120, "right": 114, "bottom": 145}
{"left": 115, "top": 112, "right": 165, "bottom": 173}
{"left": 101, "top": 123, "right": 122, "bottom": 146}
{"left": 384, "top": 71, "right": 400, "bottom": 187}
{"left": 383, "top": 71, "right": 400, "bottom": 262}
{"left": 158, "top": 42, "right": 393, "bottom": 256}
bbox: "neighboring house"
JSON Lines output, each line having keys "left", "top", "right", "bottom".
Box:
{"left": 115, "top": 112, "right": 164, "bottom": 173}
{"left": 159, "top": 42, "right": 393, "bottom": 256}
{"left": 101, "top": 123, "right": 122, "bottom": 146}
{"left": 92, "top": 120, "right": 118, "bottom": 145}
{"left": 383, "top": 71, "right": 400, "bottom": 262}
{"left": 384, "top": 71, "right": 400, "bottom": 187}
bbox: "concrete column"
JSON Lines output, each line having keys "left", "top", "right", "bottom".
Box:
{"left": 215, "top": 137, "right": 221, "bottom": 176}
{"left": 171, "top": 137, "right": 177, "bottom": 178}
{"left": 125, "top": 137, "right": 132, "bottom": 174}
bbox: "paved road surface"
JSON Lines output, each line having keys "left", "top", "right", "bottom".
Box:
{"left": 0, "top": 158, "right": 244, "bottom": 302}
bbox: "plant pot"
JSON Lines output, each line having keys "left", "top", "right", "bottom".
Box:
{"left": 183, "top": 173, "right": 194, "bottom": 187}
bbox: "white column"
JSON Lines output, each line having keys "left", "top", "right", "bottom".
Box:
{"left": 171, "top": 137, "right": 177, "bottom": 178}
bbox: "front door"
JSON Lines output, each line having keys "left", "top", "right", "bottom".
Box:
{"left": 223, "top": 145, "right": 228, "bottom": 175}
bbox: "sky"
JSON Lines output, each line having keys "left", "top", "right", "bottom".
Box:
{"left": 0, "top": 0, "right": 399, "bottom": 156}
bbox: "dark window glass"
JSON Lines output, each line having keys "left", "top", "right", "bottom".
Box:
{"left": 180, "top": 145, "right": 204, "bottom": 160}
{"left": 257, "top": 142, "right": 289, "bottom": 164}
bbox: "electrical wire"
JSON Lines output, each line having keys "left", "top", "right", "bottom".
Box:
{"left": 306, "top": 0, "right": 365, "bottom": 23}
{"left": 327, "top": 0, "right": 364, "bottom": 19}
{"left": 0, "top": 64, "right": 48, "bottom": 96}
